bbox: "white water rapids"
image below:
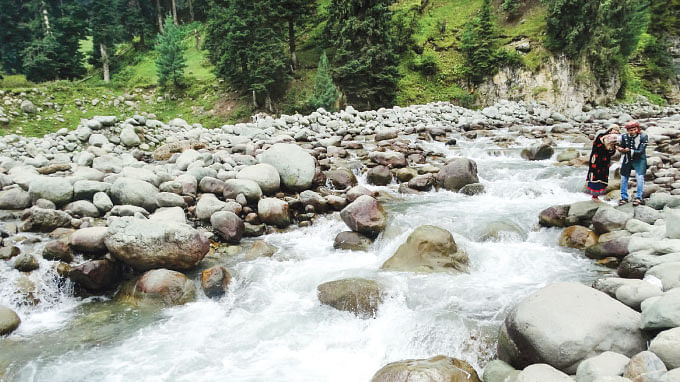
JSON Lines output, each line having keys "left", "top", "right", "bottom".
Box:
{"left": 0, "top": 129, "right": 610, "bottom": 381}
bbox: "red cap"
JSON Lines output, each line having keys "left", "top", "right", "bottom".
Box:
{"left": 625, "top": 121, "right": 640, "bottom": 129}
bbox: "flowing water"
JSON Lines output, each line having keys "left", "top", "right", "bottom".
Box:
{"left": 0, "top": 129, "right": 610, "bottom": 381}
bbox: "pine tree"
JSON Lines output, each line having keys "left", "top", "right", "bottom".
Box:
{"left": 308, "top": 52, "right": 337, "bottom": 111}
{"left": 156, "top": 16, "right": 187, "bottom": 87}
{"left": 460, "top": 0, "right": 497, "bottom": 84}
{"left": 272, "top": 0, "right": 316, "bottom": 69}
{"left": 0, "top": 0, "right": 32, "bottom": 74}
{"left": 205, "top": 0, "right": 290, "bottom": 111}
{"left": 325, "top": 0, "right": 400, "bottom": 110}
{"left": 89, "top": 0, "right": 125, "bottom": 82}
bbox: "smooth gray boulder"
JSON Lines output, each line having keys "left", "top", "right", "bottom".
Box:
{"left": 243, "top": 240, "right": 278, "bottom": 260}
{"left": 93, "top": 192, "right": 113, "bottom": 212}
{"left": 592, "top": 207, "right": 632, "bottom": 235}
{"left": 223, "top": 179, "right": 262, "bottom": 203}
{"left": 513, "top": 364, "right": 572, "bottom": 381}
{"left": 64, "top": 200, "right": 100, "bottom": 218}
{"left": 333, "top": 231, "right": 372, "bottom": 251}
{"left": 109, "top": 177, "right": 159, "bottom": 212}
{"left": 498, "top": 282, "right": 647, "bottom": 373}
{"left": 73, "top": 180, "right": 110, "bottom": 200}
{"left": 104, "top": 217, "right": 210, "bottom": 271}
{"left": 156, "top": 192, "right": 186, "bottom": 208}
{"left": 210, "top": 211, "right": 244, "bottom": 243}
{"left": 317, "top": 278, "right": 383, "bottom": 318}
{"left": 195, "top": 193, "right": 228, "bottom": 221}
{"left": 483, "top": 360, "right": 518, "bottom": 382}
{"left": 649, "top": 327, "right": 680, "bottom": 369}
{"left": 0, "top": 188, "right": 31, "bottom": 209}
{"left": 21, "top": 207, "right": 71, "bottom": 232}
{"left": 120, "top": 126, "right": 141, "bottom": 147}
{"left": 370, "top": 355, "right": 481, "bottom": 382}
{"left": 615, "top": 280, "right": 663, "bottom": 310}
{"left": 667, "top": 209, "right": 680, "bottom": 239}
{"left": 69, "top": 227, "right": 108, "bottom": 256}
{"left": 339, "top": 195, "right": 386, "bottom": 238}
{"left": 260, "top": 143, "right": 315, "bottom": 191}
{"left": 381, "top": 225, "right": 468, "bottom": 273}
{"left": 28, "top": 176, "right": 73, "bottom": 206}
{"left": 640, "top": 288, "right": 680, "bottom": 330}
{"left": 576, "top": 351, "right": 630, "bottom": 382}
{"left": 236, "top": 163, "right": 280, "bottom": 194}
{"left": 149, "top": 207, "right": 186, "bottom": 224}
{"left": 435, "top": 158, "right": 479, "bottom": 191}
{"left": 646, "top": 262, "right": 680, "bottom": 290}
{"left": 0, "top": 306, "right": 20, "bottom": 335}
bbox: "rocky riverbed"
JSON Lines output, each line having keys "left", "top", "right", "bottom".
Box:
{"left": 0, "top": 100, "right": 679, "bottom": 381}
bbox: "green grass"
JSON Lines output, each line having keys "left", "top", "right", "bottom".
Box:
{"left": 0, "top": 74, "right": 35, "bottom": 89}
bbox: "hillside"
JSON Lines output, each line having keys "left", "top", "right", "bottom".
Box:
{"left": 1, "top": 0, "right": 678, "bottom": 137}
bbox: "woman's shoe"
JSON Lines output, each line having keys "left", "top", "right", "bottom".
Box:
{"left": 633, "top": 199, "right": 641, "bottom": 206}
{"left": 619, "top": 199, "right": 628, "bottom": 206}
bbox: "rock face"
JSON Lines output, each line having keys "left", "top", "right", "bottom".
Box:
{"left": 339, "top": 195, "right": 387, "bottom": 239}
{"left": 116, "top": 269, "right": 196, "bottom": 306}
{"left": 370, "top": 355, "right": 480, "bottom": 382}
{"left": 498, "top": 282, "right": 647, "bottom": 373}
{"left": 104, "top": 217, "right": 210, "bottom": 271}
{"left": 260, "top": 143, "right": 315, "bottom": 191}
{"left": 109, "top": 177, "right": 158, "bottom": 212}
{"left": 436, "top": 158, "right": 479, "bottom": 191}
{"left": 317, "top": 278, "right": 383, "bottom": 318}
{"left": 382, "top": 225, "right": 468, "bottom": 272}
{"left": 0, "top": 306, "right": 20, "bottom": 335}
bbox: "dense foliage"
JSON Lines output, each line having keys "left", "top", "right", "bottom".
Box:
{"left": 308, "top": 52, "right": 337, "bottom": 111}
{"left": 325, "top": 0, "right": 400, "bottom": 110}
{"left": 460, "top": 0, "right": 500, "bottom": 84}
{"left": 156, "top": 16, "right": 187, "bottom": 87}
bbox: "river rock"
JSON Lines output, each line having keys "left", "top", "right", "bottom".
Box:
{"left": 195, "top": 194, "right": 228, "bottom": 221}
{"left": 615, "top": 280, "right": 664, "bottom": 310}
{"left": 116, "top": 269, "right": 196, "bottom": 306}
{"left": 634, "top": 206, "right": 662, "bottom": 225}
{"left": 236, "top": 164, "right": 280, "bottom": 194}
{"left": 459, "top": 182, "right": 485, "bottom": 195}
{"left": 42, "top": 239, "right": 72, "bottom": 262}
{"left": 28, "top": 177, "right": 73, "bottom": 206}
{"left": 0, "top": 246, "right": 21, "bottom": 260}
{"left": 667, "top": 209, "right": 680, "bottom": 239}
{"left": 201, "top": 266, "right": 231, "bottom": 298}
{"left": 21, "top": 207, "right": 71, "bottom": 232}
{"left": 223, "top": 179, "right": 263, "bottom": 203}
{"left": 567, "top": 200, "right": 601, "bottom": 226}
{"left": 299, "top": 190, "right": 327, "bottom": 212}
{"left": 14, "top": 253, "right": 39, "bottom": 272}
{"left": 560, "top": 225, "right": 598, "bottom": 249}
{"left": 64, "top": 200, "right": 100, "bottom": 218}
{"left": 73, "top": 180, "right": 110, "bottom": 200}
{"left": 243, "top": 240, "right": 278, "bottom": 260}
{"left": 483, "top": 360, "right": 518, "bottom": 382}
{"left": 69, "top": 226, "right": 108, "bottom": 256}
{"left": 340, "top": 195, "right": 386, "bottom": 239}
{"left": 333, "top": 231, "right": 372, "bottom": 251}
{"left": 149, "top": 207, "right": 186, "bottom": 224}
{"left": 586, "top": 233, "right": 630, "bottom": 259}
{"left": 659, "top": 369, "right": 680, "bottom": 382}
{"left": 498, "top": 282, "right": 646, "bottom": 373}
{"left": 317, "top": 278, "right": 383, "bottom": 318}
{"left": 210, "top": 211, "right": 244, "bottom": 243}
{"left": 346, "top": 185, "right": 374, "bottom": 202}
{"left": 0, "top": 306, "right": 20, "bottom": 335}
{"left": 521, "top": 144, "right": 555, "bottom": 161}
{"left": 640, "top": 288, "right": 680, "bottom": 330}
{"left": 109, "top": 177, "right": 159, "bottom": 212}
{"left": 592, "top": 207, "right": 632, "bottom": 235}
{"left": 0, "top": 188, "right": 32, "bottom": 210}
{"left": 68, "top": 259, "right": 121, "bottom": 291}
{"left": 326, "top": 168, "right": 358, "bottom": 189}
{"left": 156, "top": 192, "right": 186, "bottom": 208}
{"left": 646, "top": 262, "right": 680, "bottom": 290}
{"left": 381, "top": 225, "right": 468, "bottom": 272}
{"left": 576, "top": 351, "right": 630, "bottom": 382}
{"left": 367, "top": 165, "right": 392, "bottom": 186}
{"left": 120, "top": 126, "right": 140, "bottom": 147}
{"left": 370, "top": 355, "right": 480, "bottom": 382}
{"left": 20, "top": 100, "right": 36, "bottom": 113}
{"left": 436, "top": 158, "right": 479, "bottom": 191}
{"left": 260, "top": 143, "right": 315, "bottom": 191}
{"left": 623, "top": 351, "right": 667, "bottom": 382}
{"left": 257, "top": 198, "right": 291, "bottom": 227}
{"left": 649, "top": 327, "right": 680, "bottom": 370}
{"left": 104, "top": 217, "right": 210, "bottom": 271}
{"left": 618, "top": 253, "right": 680, "bottom": 279}
{"left": 369, "top": 151, "right": 407, "bottom": 168}
{"left": 176, "top": 149, "right": 201, "bottom": 171}
{"left": 93, "top": 192, "right": 113, "bottom": 212}
{"left": 513, "top": 363, "right": 573, "bottom": 381}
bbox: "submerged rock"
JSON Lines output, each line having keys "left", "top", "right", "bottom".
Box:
{"left": 317, "top": 278, "right": 383, "bottom": 318}
{"left": 333, "top": 231, "right": 372, "bottom": 251}
{"left": 116, "top": 269, "right": 196, "bottom": 306}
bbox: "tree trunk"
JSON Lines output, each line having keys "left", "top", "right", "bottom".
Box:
{"left": 171, "top": 0, "right": 178, "bottom": 25}
{"left": 194, "top": 30, "right": 201, "bottom": 49}
{"left": 252, "top": 91, "right": 258, "bottom": 108}
{"left": 40, "top": 1, "right": 52, "bottom": 36}
{"left": 288, "top": 20, "right": 297, "bottom": 70}
{"left": 265, "top": 94, "right": 273, "bottom": 113}
{"left": 100, "top": 43, "right": 110, "bottom": 83}
{"left": 188, "top": 0, "right": 194, "bottom": 22}
{"left": 156, "top": 0, "right": 164, "bottom": 33}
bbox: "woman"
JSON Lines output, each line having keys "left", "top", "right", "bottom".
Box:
{"left": 586, "top": 125, "right": 620, "bottom": 202}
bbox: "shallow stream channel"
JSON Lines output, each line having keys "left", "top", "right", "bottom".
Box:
{"left": 0, "top": 130, "right": 611, "bottom": 381}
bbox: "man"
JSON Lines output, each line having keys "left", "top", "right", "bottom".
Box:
{"left": 617, "top": 120, "right": 648, "bottom": 206}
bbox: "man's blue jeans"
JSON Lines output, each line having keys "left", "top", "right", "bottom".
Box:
{"left": 621, "top": 173, "right": 644, "bottom": 200}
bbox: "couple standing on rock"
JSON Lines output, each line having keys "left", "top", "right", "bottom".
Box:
{"left": 586, "top": 120, "right": 648, "bottom": 206}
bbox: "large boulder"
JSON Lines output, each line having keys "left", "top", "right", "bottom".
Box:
{"left": 210, "top": 211, "right": 244, "bottom": 243}
{"left": 640, "top": 288, "right": 680, "bottom": 330}
{"left": 367, "top": 165, "right": 392, "bottom": 186}
{"left": 28, "top": 177, "right": 73, "bottom": 206}
{"left": 104, "top": 217, "right": 210, "bottom": 271}
{"left": 339, "top": 195, "right": 387, "bottom": 239}
{"left": 333, "top": 231, "right": 372, "bottom": 251}
{"left": 585, "top": 231, "right": 630, "bottom": 259}
{"left": 243, "top": 240, "right": 278, "bottom": 260}
{"left": 575, "top": 351, "right": 630, "bottom": 382}
{"left": 370, "top": 355, "right": 480, "bottom": 382}
{"left": 649, "top": 327, "right": 680, "bottom": 370}
{"left": 257, "top": 198, "right": 291, "bottom": 227}
{"left": 317, "top": 278, "right": 383, "bottom": 318}
{"left": 236, "top": 163, "right": 280, "bottom": 194}
{"left": 21, "top": 207, "right": 71, "bottom": 232}
{"left": 559, "top": 225, "right": 598, "bottom": 249}
{"left": 592, "top": 207, "right": 632, "bottom": 235}
{"left": 381, "top": 225, "right": 468, "bottom": 273}
{"left": 69, "top": 226, "right": 108, "bottom": 256}
{"left": 0, "top": 188, "right": 32, "bottom": 210}
{"left": 116, "top": 269, "right": 196, "bottom": 306}
{"left": 260, "top": 143, "right": 315, "bottom": 191}
{"left": 223, "top": 179, "right": 263, "bottom": 203}
{"left": 566, "top": 201, "right": 601, "bottom": 226}
{"left": 513, "top": 364, "right": 572, "bottom": 381}
{"left": 646, "top": 262, "right": 680, "bottom": 290}
{"left": 0, "top": 306, "right": 20, "bottom": 335}
{"left": 109, "top": 177, "right": 159, "bottom": 212}
{"left": 326, "top": 167, "right": 358, "bottom": 189}
{"left": 68, "top": 259, "right": 121, "bottom": 291}
{"left": 521, "top": 143, "right": 555, "bottom": 161}
{"left": 498, "top": 282, "right": 647, "bottom": 373}
{"left": 436, "top": 158, "right": 479, "bottom": 191}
